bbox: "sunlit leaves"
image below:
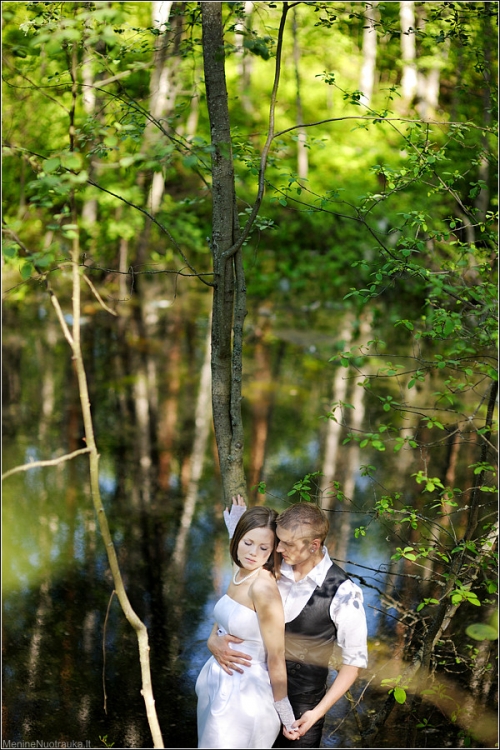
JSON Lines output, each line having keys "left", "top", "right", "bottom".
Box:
{"left": 450, "top": 584, "right": 481, "bottom": 607}
{"left": 381, "top": 676, "right": 408, "bottom": 704}
{"left": 416, "top": 597, "right": 439, "bottom": 612}
{"left": 412, "top": 471, "right": 445, "bottom": 493}
{"left": 287, "top": 471, "right": 323, "bottom": 502}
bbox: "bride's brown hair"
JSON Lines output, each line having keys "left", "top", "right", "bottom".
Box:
{"left": 229, "top": 507, "right": 281, "bottom": 578}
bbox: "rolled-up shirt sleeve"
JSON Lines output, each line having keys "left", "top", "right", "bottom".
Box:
{"left": 330, "top": 579, "right": 368, "bottom": 669}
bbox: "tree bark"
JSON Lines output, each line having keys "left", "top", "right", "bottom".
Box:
{"left": 201, "top": 2, "right": 247, "bottom": 502}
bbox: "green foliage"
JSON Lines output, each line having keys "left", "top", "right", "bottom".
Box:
{"left": 381, "top": 675, "right": 409, "bottom": 704}
{"left": 287, "top": 472, "right": 323, "bottom": 503}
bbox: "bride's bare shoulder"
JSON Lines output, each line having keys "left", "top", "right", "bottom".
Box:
{"left": 252, "top": 568, "right": 279, "bottom": 596}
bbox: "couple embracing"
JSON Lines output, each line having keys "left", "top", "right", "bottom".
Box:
{"left": 196, "top": 497, "right": 368, "bottom": 748}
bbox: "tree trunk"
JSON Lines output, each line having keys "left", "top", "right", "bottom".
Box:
{"left": 328, "top": 314, "right": 371, "bottom": 559}
{"left": 359, "top": 2, "right": 378, "bottom": 106}
{"left": 320, "top": 314, "right": 354, "bottom": 506}
{"left": 400, "top": 1, "right": 417, "bottom": 104}
{"left": 247, "top": 308, "right": 276, "bottom": 503}
{"left": 235, "top": 1, "right": 255, "bottom": 115}
{"left": 172, "top": 318, "right": 212, "bottom": 567}
{"left": 201, "top": 2, "right": 247, "bottom": 503}
{"left": 292, "top": 7, "right": 308, "bottom": 179}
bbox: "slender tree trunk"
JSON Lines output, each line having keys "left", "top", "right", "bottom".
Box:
{"left": 292, "top": 7, "right": 308, "bottom": 179}
{"left": 157, "top": 313, "right": 182, "bottom": 490}
{"left": 48, "top": 249, "right": 164, "bottom": 746}
{"left": 400, "top": 1, "right": 417, "bottom": 104}
{"left": 321, "top": 315, "right": 354, "bottom": 506}
{"left": 331, "top": 370, "right": 366, "bottom": 561}
{"left": 247, "top": 308, "right": 275, "bottom": 503}
{"left": 172, "top": 318, "right": 212, "bottom": 568}
{"left": 359, "top": 2, "right": 378, "bottom": 107}
{"left": 474, "top": 3, "right": 492, "bottom": 222}
{"left": 202, "top": 2, "right": 247, "bottom": 503}
{"left": 328, "top": 314, "right": 371, "bottom": 559}
{"left": 235, "top": 1, "right": 255, "bottom": 115}
{"left": 38, "top": 45, "right": 165, "bottom": 745}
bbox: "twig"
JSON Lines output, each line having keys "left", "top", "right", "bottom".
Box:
{"left": 2, "top": 447, "right": 91, "bottom": 480}
{"left": 83, "top": 274, "right": 118, "bottom": 316}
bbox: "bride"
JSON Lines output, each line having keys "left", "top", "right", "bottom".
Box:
{"left": 196, "top": 500, "right": 299, "bottom": 748}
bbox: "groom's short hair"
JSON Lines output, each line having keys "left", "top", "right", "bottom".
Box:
{"left": 277, "top": 503, "right": 329, "bottom": 545}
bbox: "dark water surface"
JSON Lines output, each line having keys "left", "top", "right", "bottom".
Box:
{"left": 2, "top": 299, "right": 495, "bottom": 748}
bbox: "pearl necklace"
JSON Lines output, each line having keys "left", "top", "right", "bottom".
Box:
{"left": 232, "top": 567, "right": 260, "bottom": 586}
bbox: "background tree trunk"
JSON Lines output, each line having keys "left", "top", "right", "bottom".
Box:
{"left": 400, "top": 1, "right": 418, "bottom": 104}
{"left": 292, "top": 7, "right": 308, "bottom": 179}
{"left": 359, "top": 2, "right": 378, "bottom": 107}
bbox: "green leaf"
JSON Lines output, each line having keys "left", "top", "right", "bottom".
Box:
{"left": 61, "top": 151, "right": 83, "bottom": 170}
{"left": 465, "top": 623, "right": 498, "bottom": 641}
{"left": 103, "top": 135, "right": 118, "bottom": 148}
{"left": 20, "top": 261, "right": 34, "bottom": 280}
{"left": 393, "top": 687, "right": 407, "bottom": 704}
{"left": 443, "top": 319, "right": 455, "bottom": 336}
{"left": 43, "top": 157, "right": 61, "bottom": 173}
{"left": 2, "top": 243, "right": 18, "bottom": 259}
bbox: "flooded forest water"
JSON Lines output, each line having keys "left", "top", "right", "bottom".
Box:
{"left": 2, "top": 283, "right": 497, "bottom": 749}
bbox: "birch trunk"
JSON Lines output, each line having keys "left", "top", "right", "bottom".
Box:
{"left": 292, "top": 7, "right": 308, "bottom": 179}
{"left": 320, "top": 315, "right": 354, "bottom": 506}
{"left": 359, "top": 2, "right": 378, "bottom": 107}
{"left": 400, "top": 1, "right": 417, "bottom": 103}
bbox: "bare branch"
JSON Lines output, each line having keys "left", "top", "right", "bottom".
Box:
{"left": 2, "top": 448, "right": 92, "bottom": 480}
{"left": 48, "top": 287, "right": 74, "bottom": 346}
{"left": 83, "top": 273, "right": 118, "bottom": 316}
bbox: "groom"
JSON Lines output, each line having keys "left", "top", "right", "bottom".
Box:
{"left": 207, "top": 498, "right": 368, "bottom": 747}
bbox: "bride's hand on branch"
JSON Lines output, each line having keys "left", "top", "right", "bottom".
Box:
{"left": 223, "top": 494, "right": 247, "bottom": 538}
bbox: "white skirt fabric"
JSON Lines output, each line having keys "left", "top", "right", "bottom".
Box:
{"left": 196, "top": 595, "right": 281, "bottom": 749}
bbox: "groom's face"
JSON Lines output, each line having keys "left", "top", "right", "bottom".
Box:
{"left": 275, "top": 524, "right": 312, "bottom": 567}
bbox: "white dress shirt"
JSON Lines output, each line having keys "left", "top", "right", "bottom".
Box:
{"left": 277, "top": 547, "right": 368, "bottom": 669}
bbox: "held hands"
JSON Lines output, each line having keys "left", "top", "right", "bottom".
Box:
{"left": 289, "top": 708, "right": 320, "bottom": 738}
{"left": 223, "top": 494, "right": 247, "bottom": 539}
{"left": 274, "top": 697, "right": 300, "bottom": 740}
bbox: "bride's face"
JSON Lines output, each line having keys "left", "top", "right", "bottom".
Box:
{"left": 237, "top": 527, "right": 275, "bottom": 571}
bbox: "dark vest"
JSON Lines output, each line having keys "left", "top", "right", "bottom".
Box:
{"left": 285, "top": 562, "right": 349, "bottom": 694}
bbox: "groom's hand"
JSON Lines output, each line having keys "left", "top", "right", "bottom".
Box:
{"left": 208, "top": 629, "right": 252, "bottom": 675}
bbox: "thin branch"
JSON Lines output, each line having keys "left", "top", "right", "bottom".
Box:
{"left": 2, "top": 62, "right": 71, "bottom": 115}
{"left": 82, "top": 273, "right": 118, "bottom": 316}
{"left": 274, "top": 115, "right": 495, "bottom": 139}
{"left": 2, "top": 448, "right": 92, "bottom": 480}
{"left": 48, "top": 286, "right": 74, "bottom": 347}
{"left": 2, "top": 225, "right": 31, "bottom": 255}
{"left": 86, "top": 178, "right": 212, "bottom": 285}
{"left": 221, "top": 1, "right": 292, "bottom": 260}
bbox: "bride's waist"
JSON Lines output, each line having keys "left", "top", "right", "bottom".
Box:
{"left": 228, "top": 640, "right": 267, "bottom": 664}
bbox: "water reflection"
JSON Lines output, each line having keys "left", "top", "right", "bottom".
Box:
{"left": 2, "top": 300, "right": 496, "bottom": 748}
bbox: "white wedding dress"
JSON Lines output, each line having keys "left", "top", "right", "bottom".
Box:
{"left": 196, "top": 595, "right": 281, "bottom": 749}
